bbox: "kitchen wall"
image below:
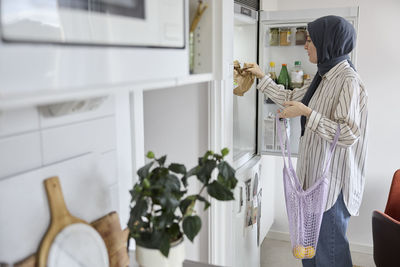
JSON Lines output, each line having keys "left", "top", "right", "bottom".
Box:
{"left": 262, "top": 0, "right": 400, "bottom": 252}
{"left": 0, "top": 94, "right": 134, "bottom": 264}
{"left": 0, "top": 81, "right": 210, "bottom": 264}
{"left": 143, "top": 83, "right": 209, "bottom": 262}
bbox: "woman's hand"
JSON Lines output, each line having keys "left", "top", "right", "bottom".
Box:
{"left": 244, "top": 63, "right": 265, "bottom": 79}
{"left": 278, "top": 101, "right": 312, "bottom": 119}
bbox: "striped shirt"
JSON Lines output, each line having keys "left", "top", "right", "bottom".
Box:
{"left": 257, "top": 60, "right": 368, "bottom": 216}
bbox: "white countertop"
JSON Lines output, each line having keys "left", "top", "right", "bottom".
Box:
{"left": 129, "top": 251, "right": 224, "bottom": 267}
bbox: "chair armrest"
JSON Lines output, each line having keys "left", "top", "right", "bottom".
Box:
{"left": 373, "top": 210, "right": 400, "bottom": 225}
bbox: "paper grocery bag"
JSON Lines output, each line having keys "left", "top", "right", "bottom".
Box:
{"left": 233, "top": 60, "right": 255, "bottom": 96}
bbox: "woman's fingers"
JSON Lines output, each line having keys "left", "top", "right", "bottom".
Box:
{"left": 244, "top": 67, "right": 256, "bottom": 75}
{"left": 283, "top": 101, "right": 296, "bottom": 107}
{"left": 279, "top": 104, "right": 302, "bottom": 118}
{"left": 277, "top": 109, "right": 286, "bottom": 118}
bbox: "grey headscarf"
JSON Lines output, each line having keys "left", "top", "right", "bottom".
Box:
{"left": 300, "top": 15, "right": 356, "bottom": 136}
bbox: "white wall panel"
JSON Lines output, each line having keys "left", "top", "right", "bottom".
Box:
{"left": 41, "top": 116, "right": 116, "bottom": 164}
{"left": 0, "top": 107, "right": 39, "bottom": 137}
{"left": 0, "top": 132, "right": 41, "bottom": 179}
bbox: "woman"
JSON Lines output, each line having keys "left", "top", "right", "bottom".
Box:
{"left": 246, "top": 16, "right": 368, "bottom": 267}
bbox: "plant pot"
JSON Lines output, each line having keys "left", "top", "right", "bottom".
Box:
{"left": 135, "top": 238, "right": 185, "bottom": 267}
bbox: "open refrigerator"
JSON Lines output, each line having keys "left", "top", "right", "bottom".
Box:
{"left": 232, "top": 3, "right": 358, "bottom": 267}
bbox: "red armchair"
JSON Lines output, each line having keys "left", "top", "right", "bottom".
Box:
{"left": 372, "top": 169, "right": 400, "bottom": 267}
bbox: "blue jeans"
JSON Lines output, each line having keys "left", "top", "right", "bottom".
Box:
{"left": 302, "top": 191, "right": 352, "bottom": 267}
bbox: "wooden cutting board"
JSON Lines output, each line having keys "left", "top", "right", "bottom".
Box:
{"left": 37, "top": 177, "right": 89, "bottom": 267}
{"left": 14, "top": 183, "right": 129, "bottom": 267}
{"left": 91, "top": 212, "right": 130, "bottom": 266}
{"left": 14, "top": 226, "right": 129, "bottom": 267}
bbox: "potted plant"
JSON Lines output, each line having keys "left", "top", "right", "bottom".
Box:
{"left": 128, "top": 148, "right": 238, "bottom": 267}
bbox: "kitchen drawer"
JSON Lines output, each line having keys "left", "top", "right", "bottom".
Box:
{"left": 0, "top": 132, "right": 42, "bottom": 179}
{"left": 41, "top": 116, "right": 116, "bottom": 165}
{"left": 39, "top": 96, "right": 114, "bottom": 129}
{"left": 0, "top": 107, "right": 39, "bottom": 138}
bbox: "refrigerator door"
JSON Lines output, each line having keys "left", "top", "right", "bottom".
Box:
{"left": 233, "top": 3, "right": 259, "bottom": 169}
{"left": 257, "top": 7, "right": 359, "bottom": 156}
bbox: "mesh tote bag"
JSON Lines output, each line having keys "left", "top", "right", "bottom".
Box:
{"left": 276, "top": 116, "right": 341, "bottom": 259}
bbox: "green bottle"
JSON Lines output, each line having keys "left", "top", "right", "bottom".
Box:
{"left": 277, "top": 64, "right": 291, "bottom": 89}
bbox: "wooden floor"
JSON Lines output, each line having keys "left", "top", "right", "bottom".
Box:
{"left": 261, "top": 238, "right": 375, "bottom": 267}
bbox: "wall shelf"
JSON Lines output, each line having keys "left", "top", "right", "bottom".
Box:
{"left": 0, "top": 73, "right": 215, "bottom": 110}
{"left": 176, "top": 73, "right": 214, "bottom": 86}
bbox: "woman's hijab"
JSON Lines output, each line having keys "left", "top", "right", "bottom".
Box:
{"left": 300, "top": 15, "right": 356, "bottom": 136}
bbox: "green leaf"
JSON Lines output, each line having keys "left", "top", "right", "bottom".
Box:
{"left": 207, "top": 181, "right": 234, "bottom": 201}
{"left": 143, "top": 178, "right": 151, "bottom": 189}
{"left": 169, "top": 163, "right": 187, "bottom": 175}
{"left": 221, "top": 147, "right": 229, "bottom": 157}
{"left": 179, "top": 195, "right": 196, "bottom": 215}
{"left": 196, "top": 159, "right": 216, "bottom": 184}
{"left": 159, "top": 233, "right": 171, "bottom": 257}
{"left": 187, "top": 166, "right": 199, "bottom": 177}
{"left": 137, "top": 230, "right": 163, "bottom": 250}
{"left": 165, "top": 174, "right": 181, "bottom": 192}
{"left": 172, "top": 190, "right": 187, "bottom": 200}
{"left": 146, "top": 151, "right": 155, "bottom": 159}
{"left": 218, "top": 161, "right": 235, "bottom": 180}
{"left": 214, "top": 154, "right": 223, "bottom": 161}
{"left": 181, "top": 176, "right": 188, "bottom": 187}
{"left": 202, "top": 150, "right": 214, "bottom": 161}
{"left": 137, "top": 161, "right": 154, "bottom": 181}
{"left": 129, "top": 184, "right": 142, "bottom": 202}
{"left": 154, "top": 212, "right": 175, "bottom": 229}
{"left": 156, "top": 193, "right": 180, "bottom": 212}
{"left": 182, "top": 166, "right": 198, "bottom": 187}
{"left": 167, "top": 223, "right": 181, "bottom": 240}
{"left": 197, "top": 195, "right": 211, "bottom": 211}
{"left": 217, "top": 161, "right": 238, "bottom": 189}
{"left": 183, "top": 215, "right": 202, "bottom": 242}
{"left": 130, "top": 199, "right": 148, "bottom": 220}
{"left": 156, "top": 155, "right": 167, "bottom": 166}
{"left": 150, "top": 167, "right": 169, "bottom": 182}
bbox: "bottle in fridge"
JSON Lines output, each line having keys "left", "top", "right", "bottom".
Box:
{"left": 290, "top": 61, "right": 304, "bottom": 89}
{"left": 268, "top": 61, "right": 277, "bottom": 82}
{"left": 277, "top": 63, "right": 290, "bottom": 89}
{"left": 265, "top": 61, "right": 278, "bottom": 104}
